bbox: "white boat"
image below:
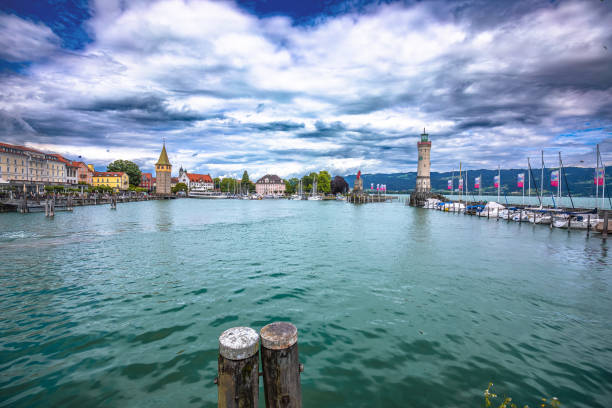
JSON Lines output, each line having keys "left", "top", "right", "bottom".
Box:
{"left": 511, "top": 211, "right": 529, "bottom": 222}
{"left": 479, "top": 202, "right": 505, "bottom": 217}
{"left": 291, "top": 180, "right": 304, "bottom": 200}
{"left": 308, "top": 175, "right": 322, "bottom": 200}
{"left": 424, "top": 198, "right": 441, "bottom": 208}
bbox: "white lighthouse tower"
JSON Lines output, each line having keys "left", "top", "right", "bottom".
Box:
{"left": 415, "top": 128, "right": 431, "bottom": 193}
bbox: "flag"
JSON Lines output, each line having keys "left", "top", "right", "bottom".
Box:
{"left": 447, "top": 179, "right": 453, "bottom": 190}
{"left": 551, "top": 170, "right": 559, "bottom": 187}
{"left": 474, "top": 177, "right": 481, "bottom": 189}
{"left": 595, "top": 168, "right": 604, "bottom": 186}
{"left": 517, "top": 173, "right": 524, "bottom": 188}
{"left": 371, "top": 183, "right": 374, "bottom": 190}
{"left": 376, "top": 184, "right": 380, "bottom": 191}
{"left": 458, "top": 178, "right": 463, "bottom": 191}
{"left": 494, "top": 175, "right": 499, "bottom": 188}
{"left": 383, "top": 184, "right": 386, "bottom": 191}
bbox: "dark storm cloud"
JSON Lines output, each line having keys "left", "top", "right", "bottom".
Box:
{"left": 249, "top": 121, "right": 305, "bottom": 131}
{"left": 0, "top": 0, "right": 610, "bottom": 176}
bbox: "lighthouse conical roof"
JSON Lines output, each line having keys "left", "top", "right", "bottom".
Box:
{"left": 156, "top": 144, "right": 171, "bottom": 166}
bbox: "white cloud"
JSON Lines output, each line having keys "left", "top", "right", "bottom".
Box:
{"left": 0, "top": 0, "right": 611, "bottom": 177}
{"left": 0, "top": 13, "right": 60, "bottom": 62}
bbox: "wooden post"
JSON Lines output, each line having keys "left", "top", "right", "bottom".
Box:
{"left": 260, "top": 322, "right": 302, "bottom": 408}
{"left": 587, "top": 214, "right": 591, "bottom": 237}
{"left": 217, "top": 327, "right": 260, "bottom": 408}
{"left": 603, "top": 211, "right": 609, "bottom": 239}
{"left": 487, "top": 208, "right": 489, "bottom": 219}
{"left": 567, "top": 215, "right": 571, "bottom": 231}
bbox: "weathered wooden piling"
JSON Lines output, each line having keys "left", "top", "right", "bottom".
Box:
{"left": 260, "top": 322, "right": 302, "bottom": 408}
{"left": 587, "top": 215, "right": 591, "bottom": 236}
{"left": 217, "top": 327, "right": 260, "bottom": 408}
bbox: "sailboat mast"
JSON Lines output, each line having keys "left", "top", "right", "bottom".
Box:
{"left": 459, "top": 162, "right": 462, "bottom": 203}
{"left": 540, "top": 151, "right": 544, "bottom": 207}
{"left": 559, "top": 152, "right": 575, "bottom": 209}
{"left": 558, "top": 152, "right": 561, "bottom": 203}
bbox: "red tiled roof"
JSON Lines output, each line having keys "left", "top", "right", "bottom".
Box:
{"left": 50, "top": 153, "right": 78, "bottom": 167}
{"left": 186, "top": 173, "right": 213, "bottom": 183}
{"left": 94, "top": 171, "right": 126, "bottom": 177}
{"left": 142, "top": 172, "right": 152, "bottom": 178}
{"left": 171, "top": 177, "right": 179, "bottom": 183}
{"left": 0, "top": 142, "right": 46, "bottom": 155}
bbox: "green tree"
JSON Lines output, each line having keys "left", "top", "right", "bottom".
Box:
{"left": 241, "top": 171, "right": 250, "bottom": 184}
{"left": 284, "top": 178, "right": 299, "bottom": 194}
{"left": 213, "top": 177, "right": 221, "bottom": 190}
{"left": 318, "top": 170, "right": 331, "bottom": 194}
{"left": 172, "top": 182, "right": 188, "bottom": 194}
{"left": 301, "top": 174, "right": 314, "bottom": 193}
{"left": 220, "top": 178, "right": 238, "bottom": 193}
{"left": 107, "top": 160, "right": 142, "bottom": 186}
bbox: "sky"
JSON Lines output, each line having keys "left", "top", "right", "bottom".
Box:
{"left": 0, "top": 0, "right": 611, "bottom": 178}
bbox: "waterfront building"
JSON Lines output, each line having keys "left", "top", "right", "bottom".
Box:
{"left": 177, "top": 167, "right": 214, "bottom": 192}
{"left": 415, "top": 129, "right": 431, "bottom": 193}
{"left": 155, "top": 144, "right": 172, "bottom": 194}
{"left": 72, "top": 161, "right": 93, "bottom": 185}
{"left": 255, "top": 174, "right": 286, "bottom": 195}
{"left": 140, "top": 172, "right": 154, "bottom": 191}
{"left": 92, "top": 171, "right": 129, "bottom": 192}
{"left": 50, "top": 154, "right": 78, "bottom": 185}
{"left": 0, "top": 142, "right": 67, "bottom": 191}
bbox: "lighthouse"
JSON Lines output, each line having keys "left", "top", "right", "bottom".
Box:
{"left": 415, "top": 128, "right": 431, "bottom": 193}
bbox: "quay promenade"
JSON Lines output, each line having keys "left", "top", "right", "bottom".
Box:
{"left": 0, "top": 194, "right": 176, "bottom": 213}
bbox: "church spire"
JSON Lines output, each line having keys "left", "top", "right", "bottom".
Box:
{"left": 156, "top": 143, "right": 171, "bottom": 166}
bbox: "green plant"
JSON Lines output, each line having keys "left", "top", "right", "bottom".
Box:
{"left": 484, "top": 383, "right": 560, "bottom": 408}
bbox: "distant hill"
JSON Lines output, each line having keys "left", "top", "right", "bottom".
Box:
{"left": 343, "top": 166, "right": 612, "bottom": 197}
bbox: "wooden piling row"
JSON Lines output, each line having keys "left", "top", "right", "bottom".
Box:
{"left": 217, "top": 322, "right": 302, "bottom": 408}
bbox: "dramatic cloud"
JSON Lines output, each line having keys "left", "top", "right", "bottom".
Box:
{"left": 0, "top": 0, "right": 610, "bottom": 177}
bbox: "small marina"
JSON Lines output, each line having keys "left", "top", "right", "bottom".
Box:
{"left": 1, "top": 198, "right": 610, "bottom": 408}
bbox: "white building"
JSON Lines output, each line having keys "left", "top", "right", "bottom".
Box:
{"left": 178, "top": 167, "right": 214, "bottom": 192}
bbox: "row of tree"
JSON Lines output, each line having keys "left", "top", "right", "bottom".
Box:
{"left": 284, "top": 171, "right": 349, "bottom": 195}
{"left": 105, "top": 160, "right": 352, "bottom": 195}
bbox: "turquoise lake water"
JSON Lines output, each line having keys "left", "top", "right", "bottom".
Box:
{"left": 1, "top": 199, "right": 611, "bottom": 407}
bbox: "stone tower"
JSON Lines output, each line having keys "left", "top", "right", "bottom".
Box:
{"left": 155, "top": 143, "right": 172, "bottom": 194}
{"left": 415, "top": 128, "right": 431, "bottom": 193}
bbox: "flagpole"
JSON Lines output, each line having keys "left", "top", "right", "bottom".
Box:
{"left": 479, "top": 173, "right": 481, "bottom": 199}
{"left": 497, "top": 164, "right": 500, "bottom": 203}
{"left": 541, "top": 150, "right": 545, "bottom": 209}
{"left": 599, "top": 146, "right": 606, "bottom": 209}
{"left": 528, "top": 160, "right": 531, "bottom": 201}
{"left": 522, "top": 174, "right": 525, "bottom": 205}
{"left": 596, "top": 144, "right": 600, "bottom": 209}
